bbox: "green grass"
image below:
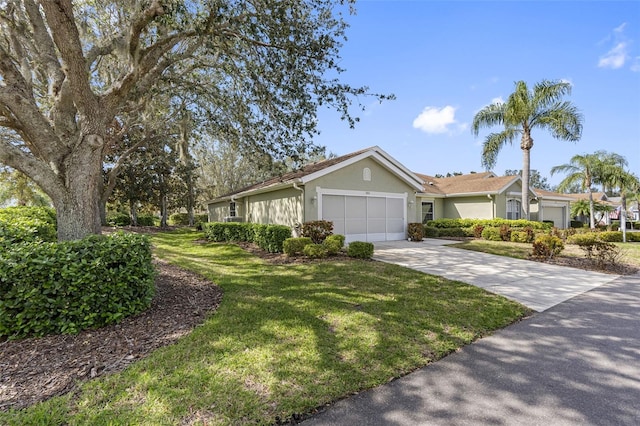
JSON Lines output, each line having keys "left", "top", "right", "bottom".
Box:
{"left": 450, "top": 238, "right": 640, "bottom": 268}
{"left": 1, "top": 230, "right": 530, "bottom": 425}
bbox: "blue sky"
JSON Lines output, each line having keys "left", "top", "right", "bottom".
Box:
{"left": 314, "top": 0, "right": 640, "bottom": 188}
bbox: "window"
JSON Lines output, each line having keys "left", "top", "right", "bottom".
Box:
{"left": 507, "top": 199, "right": 521, "bottom": 220}
{"left": 421, "top": 201, "right": 434, "bottom": 223}
{"left": 229, "top": 201, "right": 236, "bottom": 217}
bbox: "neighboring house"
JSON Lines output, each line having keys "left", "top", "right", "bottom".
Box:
{"left": 529, "top": 189, "right": 573, "bottom": 228}
{"left": 564, "top": 192, "right": 612, "bottom": 225}
{"left": 207, "top": 146, "right": 570, "bottom": 243}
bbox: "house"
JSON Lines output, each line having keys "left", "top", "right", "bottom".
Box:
{"left": 207, "top": 146, "right": 571, "bottom": 242}
{"left": 528, "top": 188, "right": 573, "bottom": 228}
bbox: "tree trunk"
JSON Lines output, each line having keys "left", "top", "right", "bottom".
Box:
{"left": 588, "top": 190, "right": 595, "bottom": 229}
{"left": 129, "top": 199, "right": 138, "bottom": 227}
{"left": 521, "top": 148, "right": 531, "bottom": 220}
{"left": 621, "top": 194, "right": 627, "bottom": 243}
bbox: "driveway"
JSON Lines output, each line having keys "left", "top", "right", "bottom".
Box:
{"left": 371, "top": 239, "right": 619, "bottom": 312}
{"left": 301, "top": 272, "right": 640, "bottom": 425}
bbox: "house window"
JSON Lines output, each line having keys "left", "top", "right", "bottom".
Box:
{"left": 421, "top": 202, "right": 434, "bottom": 223}
{"left": 507, "top": 199, "right": 521, "bottom": 220}
{"left": 363, "top": 167, "right": 371, "bottom": 181}
{"left": 229, "top": 201, "right": 236, "bottom": 217}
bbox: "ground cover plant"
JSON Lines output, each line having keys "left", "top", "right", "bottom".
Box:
{"left": 0, "top": 230, "right": 530, "bottom": 425}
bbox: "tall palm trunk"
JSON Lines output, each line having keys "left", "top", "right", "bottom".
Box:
{"left": 520, "top": 131, "right": 533, "bottom": 220}
{"left": 621, "top": 194, "right": 627, "bottom": 242}
{"left": 588, "top": 189, "right": 595, "bottom": 229}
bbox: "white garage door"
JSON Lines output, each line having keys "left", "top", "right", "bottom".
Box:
{"left": 321, "top": 194, "right": 406, "bottom": 242}
{"left": 543, "top": 206, "right": 565, "bottom": 229}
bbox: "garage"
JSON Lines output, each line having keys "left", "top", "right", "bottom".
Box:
{"left": 320, "top": 192, "right": 406, "bottom": 242}
{"left": 541, "top": 205, "right": 566, "bottom": 229}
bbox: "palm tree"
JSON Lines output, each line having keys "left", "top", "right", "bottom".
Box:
{"left": 601, "top": 165, "right": 639, "bottom": 242}
{"left": 472, "top": 80, "right": 583, "bottom": 220}
{"left": 551, "top": 153, "right": 602, "bottom": 229}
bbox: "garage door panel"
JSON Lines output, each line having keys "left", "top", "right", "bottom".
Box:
{"left": 320, "top": 193, "right": 406, "bottom": 242}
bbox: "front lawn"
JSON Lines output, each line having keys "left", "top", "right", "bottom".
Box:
{"left": 1, "top": 230, "right": 529, "bottom": 425}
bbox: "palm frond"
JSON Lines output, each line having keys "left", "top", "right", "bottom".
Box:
{"left": 481, "top": 130, "right": 517, "bottom": 170}
{"left": 471, "top": 103, "right": 505, "bottom": 136}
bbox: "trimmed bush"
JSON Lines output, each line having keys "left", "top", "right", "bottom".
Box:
{"left": 168, "top": 212, "right": 189, "bottom": 226}
{"left": 303, "top": 243, "right": 329, "bottom": 259}
{"left": 423, "top": 226, "right": 439, "bottom": 238}
{"left": 106, "top": 212, "right": 131, "bottom": 227}
{"left": 301, "top": 220, "right": 333, "bottom": 244}
{"left": 323, "top": 234, "right": 345, "bottom": 255}
{"left": 473, "top": 224, "right": 484, "bottom": 238}
{"left": 481, "top": 227, "right": 502, "bottom": 241}
{"left": 437, "top": 227, "right": 469, "bottom": 238}
{"left": 0, "top": 206, "right": 57, "bottom": 245}
{"left": 598, "top": 231, "right": 623, "bottom": 243}
{"left": 0, "top": 232, "right": 155, "bottom": 338}
{"left": 426, "top": 218, "right": 551, "bottom": 230}
{"left": 347, "top": 241, "right": 374, "bottom": 259}
{"left": 628, "top": 232, "right": 640, "bottom": 242}
{"left": 253, "top": 224, "right": 292, "bottom": 253}
{"left": 407, "top": 223, "right": 424, "bottom": 241}
{"left": 283, "top": 237, "right": 313, "bottom": 256}
{"left": 531, "top": 235, "right": 564, "bottom": 259}
{"left": 510, "top": 230, "right": 529, "bottom": 243}
{"left": 137, "top": 214, "right": 156, "bottom": 226}
{"left": 570, "top": 220, "right": 586, "bottom": 228}
{"left": 203, "top": 222, "right": 255, "bottom": 243}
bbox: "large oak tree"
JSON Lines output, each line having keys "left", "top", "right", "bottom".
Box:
{"left": 0, "top": 0, "right": 385, "bottom": 240}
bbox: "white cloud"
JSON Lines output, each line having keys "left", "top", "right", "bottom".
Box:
{"left": 599, "top": 42, "right": 628, "bottom": 69}
{"left": 598, "top": 23, "right": 633, "bottom": 70}
{"left": 412, "top": 106, "right": 459, "bottom": 134}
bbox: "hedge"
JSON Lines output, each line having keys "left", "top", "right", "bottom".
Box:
{"left": 347, "top": 241, "right": 374, "bottom": 259}
{"left": 426, "top": 218, "right": 551, "bottom": 230}
{"left": 202, "top": 222, "right": 292, "bottom": 253}
{"left": 283, "top": 237, "right": 313, "bottom": 256}
{"left": 0, "top": 232, "right": 155, "bottom": 339}
{"left": 0, "top": 206, "right": 57, "bottom": 245}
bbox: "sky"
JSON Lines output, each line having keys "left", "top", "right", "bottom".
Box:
{"left": 313, "top": 0, "right": 640, "bottom": 188}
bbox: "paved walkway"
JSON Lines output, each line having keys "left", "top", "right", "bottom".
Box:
{"left": 302, "top": 272, "right": 640, "bottom": 425}
{"left": 371, "top": 239, "right": 619, "bottom": 312}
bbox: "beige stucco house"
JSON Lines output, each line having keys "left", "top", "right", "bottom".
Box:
{"left": 207, "top": 146, "right": 571, "bottom": 242}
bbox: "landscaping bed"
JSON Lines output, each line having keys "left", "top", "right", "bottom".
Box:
{"left": 0, "top": 260, "right": 223, "bottom": 411}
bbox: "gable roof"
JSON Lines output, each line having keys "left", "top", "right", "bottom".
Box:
{"left": 532, "top": 188, "right": 574, "bottom": 201}
{"left": 415, "top": 172, "right": 526, "bottom": 197}
{"left": 563, "top": 192, "right": 610, "bottom": 203}
{"left": 207, "top": 146, "right": 424, "bottom": 203}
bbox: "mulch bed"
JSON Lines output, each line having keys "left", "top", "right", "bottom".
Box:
{"left": 0, "top": 260, "right": 223, "bottom": 411}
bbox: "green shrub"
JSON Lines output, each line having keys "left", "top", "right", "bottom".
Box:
{"left": 106, "top": 212, "right": 131, "bottom": 227}
{"left": 323, "top": 234, "right": 345, "bottom": 255}
{"left": 168, "top": 212, "right": 189, "bottom": 226}
{"left": 254, "top": 224, "right": 292, "bottom": 253}
{"left": 202, "top": 222, "right": 255, "bottom": 243}
{"left": 628, "top": 232, "right": 640, "bottom": 242}
{"left": 283, "top": 237, "right": 313, "bottom": 256}
{"left": 481, "top": 227, "right": 502, "bottom": 241}
{"left": 570, "top": 220, "right": 585, "bottom": 228}
{"left": 347, "top": 241, "right": 374, "bottom": 259}
{"left": 303, "top": 243, "right": 329, "bottom": 259}
{"left": 531, "top": 235, "right": 564, "bottom": 259}
{"left": 567, "top": 233, "right": 621, "bottom": 266}
{"left": 137, "top": 214, "right": 156, "bottom": 226}
{"left": 407, "top": 223, "right": 424, "bottom": 241}
{"left": 426, "top": 218, "right": 551, "bottom": 230}
{"left": 423, "top": 226, "right": 439, "bottom": 238}
{"left": 0, "top": 206, "right": 58, "bottom": 245}
{"left": 598, "top": 231, "right": 623, "bottom": 242}
{"left": 437, "top": 227, "right": 468, "bottom": 238}
{"left": 510, "top": 230, "right": 529, "bottom": 243}
{"left": 0, "top": 232, "right": 155, "bottom": 339}
{"left": 301, "top": 220, "right": 333, "bottom": 244}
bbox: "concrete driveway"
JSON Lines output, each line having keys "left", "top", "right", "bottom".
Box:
{"left": 372, "top": 239, "right": 619, "bottom": 312}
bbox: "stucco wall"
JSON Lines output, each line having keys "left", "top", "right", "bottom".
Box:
{"left": 245, "top": 187, "right": 303, "bottom": 227}
{"left": 208, "top": 202, "right": 233, "bottom": 222}
{"left": 443, "top": 196, "right": 494, "bottom": 219}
